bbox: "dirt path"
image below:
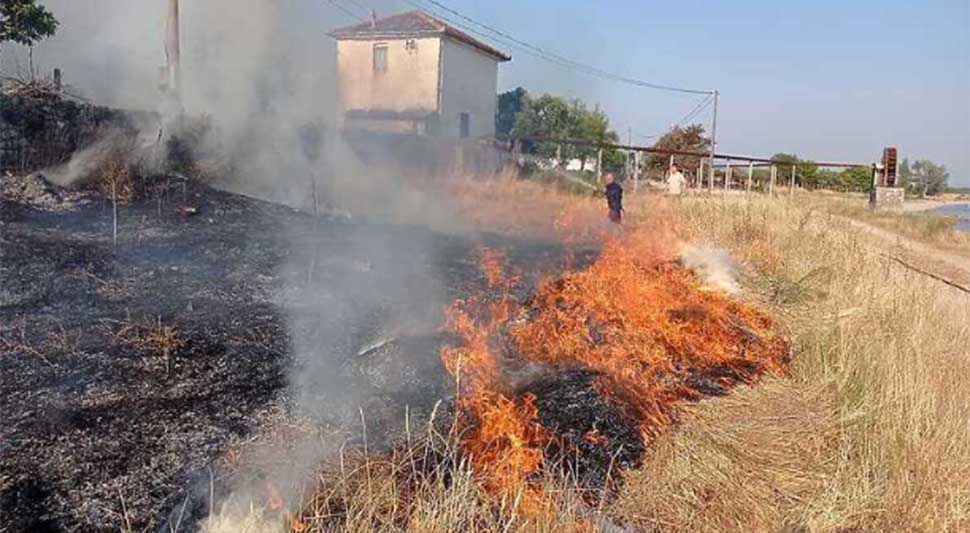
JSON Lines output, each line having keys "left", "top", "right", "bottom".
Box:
{"left": 834, "top": 215, "right": 970, "bottom": 291}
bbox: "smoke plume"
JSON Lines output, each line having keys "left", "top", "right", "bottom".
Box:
{"left": 678, "top": 243, "right": 742, "bottom": 295}
{"left": 2, "top": 0, "right": 462, "bottom": 525}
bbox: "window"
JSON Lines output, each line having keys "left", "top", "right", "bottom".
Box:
{"left": 373, "top": 44, "right": 388, "bottom": 74}
{"left": 459, "top": 113, "right": 470, "bottom": 138}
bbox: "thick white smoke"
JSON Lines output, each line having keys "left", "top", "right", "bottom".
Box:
{"left": 678, "top": 243, "right": 742, "bottom": 295}
{"left": 3, "top": 1, "right": 462, "bottom": 528}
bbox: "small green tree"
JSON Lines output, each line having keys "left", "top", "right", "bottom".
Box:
{"left": 510, "top": 93, "right": 624, "bottom": 174}
{"left": 646, "top": 124, "right": 710, "bottom": 174}
{"left": 496, "top": 87, "right": 527, "bottom": 137}
{"left": 840, "top": 166, "right": 873, "bottom": 192}
{"left": 770, "top": 153, "right": 818, "bottom": 188}
{"left": 573, "top": 103, "right": 623, "bottom": 172}
{"left": 511, "top": 93, "right": 580, "bottom": 161}
{"left": 1, "top": 0, "right": 58, "bottom": 50}
{"left": 910, "top": 160, "right": 949, "bottom": 196}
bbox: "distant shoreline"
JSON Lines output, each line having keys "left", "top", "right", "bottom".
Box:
{"left": 901, "top": 198, "right": 970, "bottom": 213}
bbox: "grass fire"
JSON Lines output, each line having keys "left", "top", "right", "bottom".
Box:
{"left": 222, "top": 212, "right": 793, "bottom": 531}
{"left": 3, "top": 1, "right": 969, "bottom": 532}
{"left": 435, "top": 225, "right": 789, "bottom": 515}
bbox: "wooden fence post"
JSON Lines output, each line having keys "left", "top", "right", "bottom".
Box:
{"left": 708, "top": 158, "right": 715, "bottom": 192}
{"left": 746, "top": 162, "right": 753, "bottom": 193}
{"left": 769, "top": 165, "right": 777, "bottom": 198}
{"left": 634, "top": 151, "right": 641, "bottom": 193}
{"left": 789, "top": 165, "right": 796, "bottom": 198}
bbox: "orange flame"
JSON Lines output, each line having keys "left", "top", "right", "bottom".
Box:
{"left": 441, "top": 248, "right": 548, "bottom": 502}
{"left": 440, "top": 231, "right": 789, "bottom": 507}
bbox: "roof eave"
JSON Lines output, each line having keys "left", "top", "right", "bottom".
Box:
{"left": 443, "top": 29, "right": 511, "bottom": 61}
{"left": 328, "top": 29, "right": 443, "bottom": 40}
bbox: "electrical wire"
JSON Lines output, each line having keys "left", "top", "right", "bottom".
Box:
{"left": 628, "top": 93, "right": 713, "bottom": 143}
{"left": 401, "top": 0, "right": 712, "bottom": 95}
{"left": 327, "top": 0, "right": 367, "bottom": 21}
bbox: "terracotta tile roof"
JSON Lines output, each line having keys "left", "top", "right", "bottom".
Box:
{"left": 329, "top": 10, "right": 511, "bottom": 61}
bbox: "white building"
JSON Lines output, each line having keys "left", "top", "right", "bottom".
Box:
{"left": 329, "top": 10, "right": 511, "bottom": 138}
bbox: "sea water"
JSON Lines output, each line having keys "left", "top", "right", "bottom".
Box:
{"left": 930, "top": 203, "right": 970, "bottom": 232}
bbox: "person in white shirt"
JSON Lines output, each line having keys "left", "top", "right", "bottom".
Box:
{"left": 667, "top": 163, "right": 686, "bottom": 195}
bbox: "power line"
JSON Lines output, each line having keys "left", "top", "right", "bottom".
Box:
{"left": 327, "top": 0, "right": 367, "bottom": 21}
{"left": 628, "top": 94, "right": 714, "bottom": 143}
{"left": 341, "top": 0, "right": 373, "bottom": 16}
{"left": 674, "top": 93, "right": 714, "bottom": 127}
{"left": 402, "top": 0, "right": 712, "bottom": 95}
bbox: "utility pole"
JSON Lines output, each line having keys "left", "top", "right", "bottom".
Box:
{"left": 164, "top": 0, "right": 181, "bottom": 102}
{"left": 709, "top": 89, "right": 719, "bottom": 189}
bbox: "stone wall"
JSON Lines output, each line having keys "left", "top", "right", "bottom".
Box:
{"left": 872, "top": 186, "right": 905, "bottom": 210}
{"left": 0, "top": 94, "right": 142, "bottom": 174}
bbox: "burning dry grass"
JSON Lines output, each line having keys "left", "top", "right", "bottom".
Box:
{"left": 204, "top": 416, "right": 599, "bottom": 533}
{"left": 202, "top": 196, "right": 790, "bottom": 532}
{"left": 432, "top": 206, "right": 790, "bottom": 518}
{"left": 204, "top": 184, "right": 969, "bottom": 532}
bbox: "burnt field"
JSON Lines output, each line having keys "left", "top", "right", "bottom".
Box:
{"left": 0, "top": 175, "right": 580, "bottom": 532}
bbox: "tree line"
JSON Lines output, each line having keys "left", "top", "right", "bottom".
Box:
{"left": 497, "top": 87, "right": 950, "bottom": 195}
{"left": 766, "top": 154, "right": 950, "bottom": 195}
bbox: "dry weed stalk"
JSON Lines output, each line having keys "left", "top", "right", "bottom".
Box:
{"left": 66, "top": 266, "right": 131, "bottom": 301}
{"left": 98, "top": 154, "right": 134, "bottom": 204}
{"left": 0, "top": 318, "right": 79, "bottom": 365}
{"left": 103, "top": 317, "right": 184, "bottom": 370}
{"left": 202, "top": 408, "right": 600, "bottom": 533}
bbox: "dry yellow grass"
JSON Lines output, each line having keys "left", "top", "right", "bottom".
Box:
{"left": 800, "top": 192, "right": 970, "bottom": 254}
{"left": 640, "top": 195, "right": 970, "bottom": 532}
{"left": 611, "top": 379, "right": 839, "bottom": 532}
{"left": 447, "top": 173, "right": 658, "bottom": 243}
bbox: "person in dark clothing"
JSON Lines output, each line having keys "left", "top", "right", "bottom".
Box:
{"left": 604, "top": 173, "right": 623, "bottom": 223}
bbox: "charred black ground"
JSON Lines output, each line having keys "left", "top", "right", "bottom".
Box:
{"left": 521, "top": 368, "right": 645, "bottom": 490}
{"left": 0, "top": 174, "right": 580, "bottom": 532}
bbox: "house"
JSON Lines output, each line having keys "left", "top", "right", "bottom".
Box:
{"left": 328, "top": 10, "right": 511, "bottom": 138}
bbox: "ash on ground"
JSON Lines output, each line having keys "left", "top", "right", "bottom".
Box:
{"left": 0, "top": 172, "right": 573, "bottom": 532}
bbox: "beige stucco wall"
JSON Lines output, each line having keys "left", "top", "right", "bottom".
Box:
{"left": 336, "top": 37, "right": 441, "bottom": 117}
{"left": 336, "top": 35, "right": 500, "bottom": 138}
{"left": 439, "top": 38, "right": 499, "bottom": 138}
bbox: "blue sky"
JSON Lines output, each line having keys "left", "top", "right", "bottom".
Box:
{"left": 326, "top": 0, "right": 970, "bottom": 186}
